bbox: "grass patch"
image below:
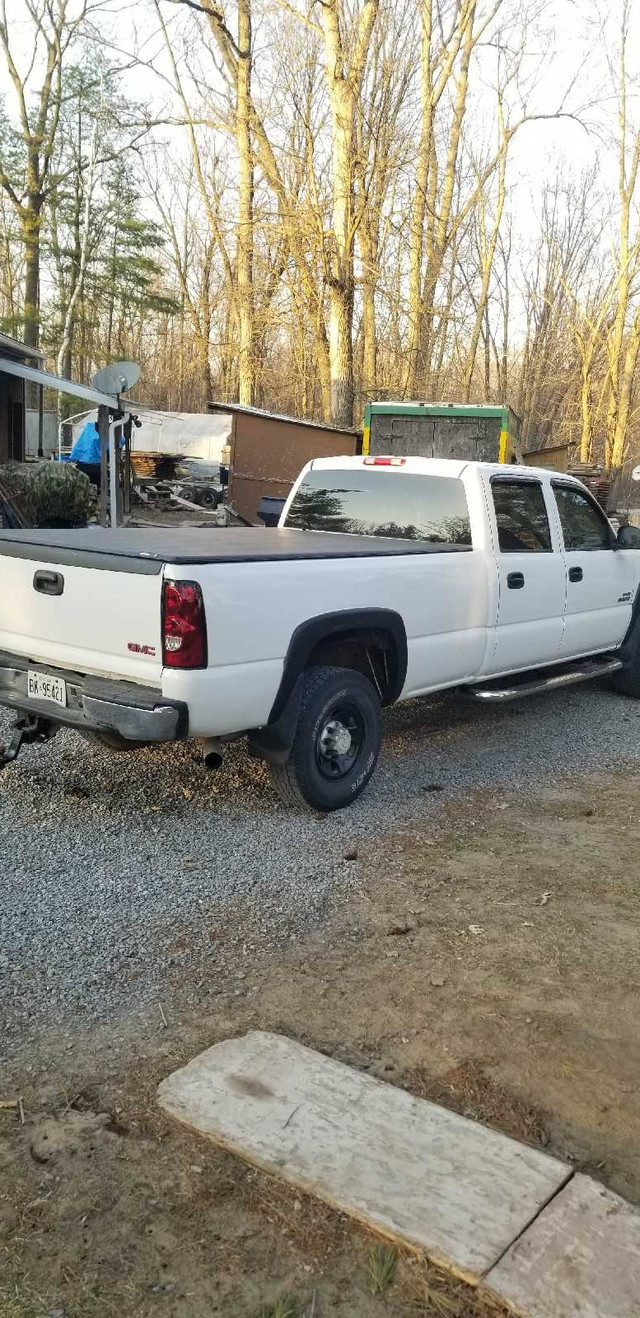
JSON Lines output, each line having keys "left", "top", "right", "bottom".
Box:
{"left": 0, "top": 1294, "right": 40, "bottom": 1318}
{"left": 257, "top": 1296, "right": 300, "bottom": 1318}
{"left": 368, "top": 1243, "right": 398, "bottom": 1295}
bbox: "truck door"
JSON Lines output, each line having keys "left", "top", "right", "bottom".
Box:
{"left": 551, "top": 482, "right": 634, "bottom": 657}
{"left": 484, "top": 476, "right": 566, "bottom": 675}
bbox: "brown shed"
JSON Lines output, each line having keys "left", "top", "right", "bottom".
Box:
{"left": 522, "top": 443, "right": 570, "bottom": 473}
{"left": 208, "top": 401, "right": 361, "bottom": 524}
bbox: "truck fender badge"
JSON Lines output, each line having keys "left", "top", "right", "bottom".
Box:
{"left": 128, "top": 642, "right": 156, "bottom": 656}
{"left": 618, "top": 592, "right": 632, "bottom": 603}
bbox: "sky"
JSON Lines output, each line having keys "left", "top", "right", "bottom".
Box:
{"left": 0, "top": 0, "right": 637, "bottom": 249}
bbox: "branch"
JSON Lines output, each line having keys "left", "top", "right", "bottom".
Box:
{"left": 0, "top": 158, "right": 24, "bottom": 213}
{"left": 274, "top": 0, "right": 322, "bottom": 38}
{"left": 164, "top": 0, "right": 240, "bottom": 57}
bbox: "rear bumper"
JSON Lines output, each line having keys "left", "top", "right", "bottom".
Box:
{"left": 0, "top": 651, "right": 188, "bottom": 742}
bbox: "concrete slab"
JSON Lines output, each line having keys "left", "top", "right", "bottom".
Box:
{"left": 157, "top": 1030, "right": 569, "bottom": 1282}
{"left": 486, "top": 1173, "right": 640, "bottom": 1318}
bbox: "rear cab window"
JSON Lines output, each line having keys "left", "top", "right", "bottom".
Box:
{"left": 284, "top": 468, "right": 472, "bottom": 545}
{"left": 491, "top": 479, "right": 552, "bottom": 553}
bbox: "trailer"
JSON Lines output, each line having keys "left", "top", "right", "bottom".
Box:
{"left": 363, "top": 401, "right": 522, "bottom": 465}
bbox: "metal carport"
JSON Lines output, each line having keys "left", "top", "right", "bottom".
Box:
{"left": 0, "top": 354, "right": 135, "bottom": 527}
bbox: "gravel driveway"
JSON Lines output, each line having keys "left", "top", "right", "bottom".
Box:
{"left": 2, "top": 683, "right": 639, "bottom": 1054}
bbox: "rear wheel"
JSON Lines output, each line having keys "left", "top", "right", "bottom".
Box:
{"left": 269, "top": 664, "right": 382, "bottom": 812}
{"left": 611, "top": 616, "right": 640, "bottom": 696}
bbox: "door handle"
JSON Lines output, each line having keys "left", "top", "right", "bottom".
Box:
{"left": 507, "top": 572, "right": 525, "bottom": 589}
{"left": 568, "top": 567, "right": 583, "bottom": 583}
{"left": 33, "top": 569, "right": 64, "bottom": 596}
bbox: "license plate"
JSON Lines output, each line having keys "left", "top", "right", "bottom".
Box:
{"left": 27, "top": 670, "right": 67, "bottom": 708}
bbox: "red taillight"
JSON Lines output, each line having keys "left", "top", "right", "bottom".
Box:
{"left": 363, "top": 456, "right": 406, "bottom": 466}
{"left": 162, "top": 581, "right": 207, "bottom": 668}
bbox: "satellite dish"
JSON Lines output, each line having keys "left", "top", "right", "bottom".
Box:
{"left": 92, "top": 361, "right": 140, "bottom": 396}
{"left": 632, "top": 465, "right": 640, "bottom": 482}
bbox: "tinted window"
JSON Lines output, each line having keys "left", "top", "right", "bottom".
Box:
{"left": 491, "top": 480, "right": 552, "bottom": 553}
{"left": 285, "top": 469, "right": 471, "bottom": 544}
{"left": 554, "top": 486, "right": 612, "bottom": 551}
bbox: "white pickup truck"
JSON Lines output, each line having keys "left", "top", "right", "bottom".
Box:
{"left": 1, "top": 455, "right": 640, "bottom": 812}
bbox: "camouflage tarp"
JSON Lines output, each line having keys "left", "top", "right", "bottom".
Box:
{"left": 0, "top": 461, "right": 92, "bottom": 528}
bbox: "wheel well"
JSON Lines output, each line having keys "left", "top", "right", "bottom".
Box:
{"left": 306, "top": 628, "right": 400, "bottom": 704}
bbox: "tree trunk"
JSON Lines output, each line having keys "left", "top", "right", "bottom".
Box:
{"left": 462, "top": 127, "right": 508, "bottom": 402}
{"left": 236, "top": 0, "right": 254, "bottom": 406}
{"left": 318, "top": 0, "right": 379, "bottom": 428}
{"left": 328, "top": 280, "right": 354, "bottom": 427}
{"left": 610, "top": 306, "right": 640, "bottom": 468}
{"left": 407, "top": 0, "right": 433, "bottom": 395}
{"left": 22, "top": 199, "right": 41, "bottom": 349}
{"left": 360, "top": 222, "right": 377, "bottom": 412}
{"left": 578, "top": 341, "right": 594, "bottom": 463}
{"left": 325, "top": 70, "right": 355, "bottom": 427}
{"left": 419, "top": 10, "right": 474, "bottom": 389}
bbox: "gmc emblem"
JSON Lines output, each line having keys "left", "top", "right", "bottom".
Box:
{"left": 128, "top": 642, "right": 156, "bottom": 656}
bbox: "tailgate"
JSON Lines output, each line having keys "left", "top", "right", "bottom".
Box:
{"left": 0, "top": 552, "right": 163, "bottom": 685}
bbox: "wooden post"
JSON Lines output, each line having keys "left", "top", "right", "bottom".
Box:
{"left": 98, "top": 404, "right": 109, "bottom": 527}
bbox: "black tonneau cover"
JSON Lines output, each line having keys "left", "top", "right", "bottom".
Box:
{"left": 0, "top": 526, "right": 472, "bottom": 574}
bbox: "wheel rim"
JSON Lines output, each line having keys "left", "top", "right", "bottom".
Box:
{"left": 315, "top": 701, "right": 365, "bottom": 780}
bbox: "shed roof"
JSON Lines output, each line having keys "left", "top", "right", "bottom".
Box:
{"left": 208, "top": 400, "right": 359, "bottom": 436}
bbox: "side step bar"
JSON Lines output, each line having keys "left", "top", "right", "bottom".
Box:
{"left": 468, "top": 656, "right": 623, "bottom": 703}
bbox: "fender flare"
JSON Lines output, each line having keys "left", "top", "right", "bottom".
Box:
{"left": 248, "top": 608, "right": 408, "bottom": 765}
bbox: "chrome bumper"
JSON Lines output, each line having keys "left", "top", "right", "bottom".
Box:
{"left": 0, "top": 651, "right": 187, "bottom": 742}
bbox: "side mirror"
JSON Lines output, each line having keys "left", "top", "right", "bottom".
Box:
{"left": 617, "top": 524, "right": 640, "bottom": 548}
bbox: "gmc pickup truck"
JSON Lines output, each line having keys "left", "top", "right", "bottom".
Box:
{"left": 1, "top": 456, "right": 640, "bottom": 812}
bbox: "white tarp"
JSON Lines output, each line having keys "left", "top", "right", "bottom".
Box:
{"left": 70, "top": 409, "right": 232, "bottom": 462}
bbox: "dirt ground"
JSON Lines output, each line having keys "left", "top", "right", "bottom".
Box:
{"left": 2, "top": 766, "right": 640, "bottom": 1317}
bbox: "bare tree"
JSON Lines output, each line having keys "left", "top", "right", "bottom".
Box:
{"left": 605, "top": 0, "right": 640, "bottom": 468}
{"left": 0, "top": 0, "right": 90, "bottom": 346}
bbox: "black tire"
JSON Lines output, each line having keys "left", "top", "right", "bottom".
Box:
{"left": 611, "top": 617, "right": 640, "bottom": 697}
{"left": 269, "top": 664, "right": 382, "bottom": 812}
{"left": 611, "top": 665, "right": 640, "bottom": 698}
{"left": 81, "top": 730, "right": 148, "bottom": 752}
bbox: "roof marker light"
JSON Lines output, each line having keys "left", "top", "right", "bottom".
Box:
{"left": 363, "top": 456, "right": 407, "bottom": 466}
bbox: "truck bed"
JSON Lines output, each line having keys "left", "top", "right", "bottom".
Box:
{"left": 0, "top": 526, "right": 472, "bottom": 573}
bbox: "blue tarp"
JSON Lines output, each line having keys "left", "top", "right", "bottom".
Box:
{"left": 70, "top": 420, "right": 100, "bottom": 465}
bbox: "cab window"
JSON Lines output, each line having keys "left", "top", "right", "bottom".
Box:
{"left": 553, "top": 485, "right": 612, "bottom": 551}
{"left": 491, "top": 480, "right": 552, "bottom": 553}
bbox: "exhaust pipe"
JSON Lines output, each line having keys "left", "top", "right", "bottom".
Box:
{"left": 202, "top": 737, "right": 224, "bottom": 771}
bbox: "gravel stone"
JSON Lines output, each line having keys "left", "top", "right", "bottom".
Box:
{"left": 1, "top": 682, "right": 639, "bottom": 1054}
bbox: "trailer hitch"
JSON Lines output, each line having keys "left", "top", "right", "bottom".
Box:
{"left": 0, "top": 715, "right": 56, "bottom": 770}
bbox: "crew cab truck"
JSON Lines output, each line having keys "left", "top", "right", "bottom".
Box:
{"left": 1, "top": 456, "right": 640, "bottom": 812}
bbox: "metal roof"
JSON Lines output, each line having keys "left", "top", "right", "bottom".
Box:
{"left": 70, "top": 407, "right": 232, "bottom": 460}
{"left": 208, "top": 400, "right": 359, "bottom": 436}
{"left": 0, "top": 331, "right": 44, "bottom": 362}
{"left": 368, "top": 400, "right": 519, "bottom": 419}
{"left": 0, "top": 356, "right": 120, "bottom": 407}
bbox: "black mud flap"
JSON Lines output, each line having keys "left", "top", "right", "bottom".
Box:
{"left": 247, "top": 675, "right": 304, "bottom": 765}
